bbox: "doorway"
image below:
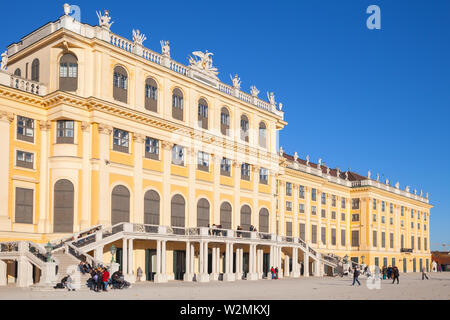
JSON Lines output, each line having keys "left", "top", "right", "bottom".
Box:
{"left": 145, "top": 249, "right": 156, "bottom": 281}
{"left": 173, "top": 250, "right": 186, "bottom": 280}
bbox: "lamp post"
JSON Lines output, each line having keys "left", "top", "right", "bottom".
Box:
{"left": 343, "top": 255, "right": 349, "bottom": 264}
{"left": 110, "top": 245, "right": 117, "bottom": 263}
{"left": 45, "top": 242, "right": 53, "bottom": 262}
{"left": 361, "top": 255, "right": 365, "bottom": 265}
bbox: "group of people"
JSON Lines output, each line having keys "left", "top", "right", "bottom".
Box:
{"left": 87, "top": 266, "right": 111, "bottom": 292}
{"left": 208, "top": 224, "right": 224, "bottom": 236}
{"left": 236, "top": 225, "right": 257, "bottom": 237}
{"left": 352, "top": 265, "right": 401, "bottom": 285}
{"left": 270, "top": 266, "right": 279, "bottom": 279}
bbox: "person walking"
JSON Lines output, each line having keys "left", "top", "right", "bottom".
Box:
{"left": 352, "top": 266, "right": 361, "bottom": 286}
{"left": 275, "top": 267, "right": 279, "bottom": 279}
{"left": 421, "top": 267, "right": 429, "bottom": 280}
{"left": 102, "top": 268, "right": 110, "bottom": 291}
{"left": 270, "top": 266, "right": 275, "bottom": 279}
{"left": 392, "top": 266, "right": 400, "bottom": 284}
{"left": 387, "top": 266, "right": 392, "bottom": 280}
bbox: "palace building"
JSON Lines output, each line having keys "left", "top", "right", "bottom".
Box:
{"left": 0, "top": 5, "right": 432, "bottom": 287}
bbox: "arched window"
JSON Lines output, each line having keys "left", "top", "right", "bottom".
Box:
{"left": 111, "top": 185, "right": 130, "bottom": 225}
{"left": 220, "top": 107, "right": 230, "bottom": 136}
{"left": 145, "top": 78, "right": 158, "bottom": 112}
{"left": 31, "top": 59, "right": 40, "bottom": 82}
{"left": 53, "top": 179, "right": 74, "bottom": 233}
{"left": 197, "top": 198, "right": 210, "bottom": 227}
{"left": 259, "top": 208, "right": 269, "bottom": 233}
{"left": 220, "top": 202, "right": 232, "bottom": 229}
{"left": 171, "top": 195, "right": 185, "bottom": 234}
{"left": 14, "top": 68, "right": 21, "bottom": 77}
{"left": 144, "top": 190, "right": 160, "bottom": 225}
{"left": 240, "top": 115, "right": 249, "bottom": 142}
{"left": 240, "top": 205, "right": 252, "bottom": 231}
{"left": 259, "top": 122, "right": 267, "bottom": 148}
{"left": 198, "top": 98, "right": 208, "bottom": 130}
{"left": 172, "top": 88, "right": 184, "bottom": 121}
{"left": 59, "top": 53, "right": 78, "bottom": 91}
{"left": 113, "top": 66, "right": 128, "bottom": 103}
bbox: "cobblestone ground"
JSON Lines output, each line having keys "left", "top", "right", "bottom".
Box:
{"left": 0, "top": 273, "right": 449, "bottom": 300}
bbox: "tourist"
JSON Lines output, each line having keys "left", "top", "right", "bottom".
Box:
{"left": 137, "top": 267, "right": 143, "bottom": 282}
{"left": 352, "top": 266, "right": 361, "bottom": 286}
{"left": 270, "top": 266, "right": 275, "bottom": 279}
{"left": 102, "top": 268, "right": 110, "bottom": 291}
{"left": 275, "top": 267, "right": 279, "bottom": 279}
{"left": 382, "top": 266, "right": 387, "bottom": 280}
{"left": 421, "top": 267, "right": 429, "bottom": 280}
{"left": 65, "top": 274, "right": 75, "bottom": 292}
{"left": 387, "top": 266, "right": 393, "bottom": 279}
{"left": 96, "top": 268, "right": 104, "bottom": 292}
{"left": 392, "top": 266, "right": 400, "bottom": 284}
{"left": 78, "top": 261, "right": 86, "bottom": 275}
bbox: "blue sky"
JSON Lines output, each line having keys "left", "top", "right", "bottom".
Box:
{"left": 2, "top": 1, "right": 449, "bottom": 250}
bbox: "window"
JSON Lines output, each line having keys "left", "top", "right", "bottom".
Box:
{"left": 390, "top": 217, "right": 393, "bottom": 225}
{"left": 401, "top": 206, "right": 404, "bottom": 216}
{"left": 54, "top": 180, "right": 75, "bottom": 233}
{"left": 341, "top": 229, "right": 346, "bottom": 246}
{"left": 197, "top": 199, "right": 210, "bottom": 227}
{"left": 411, "top": 222, "right": 414, "bottom": 228}
{"left": 241, "top": 163, "right": 250, "bottom": 181}
{"left": 17, "top": 116, "right": 34, "bottom": 143}
{"left": 220, "top": 107, "right": 230, "bottom": 136}
{"left": 424, "top": 224, "right": 427, "bottom": 231}
{"left": 401, "top": 220, "right": 404, "bottom": 227}
{"left": 381, "top": 216, "right": 385, "bottom": 224}
{"left": 418, "top": 211, "right": 420, "bottom": 219}
{"left": 15, "top": 187, "right": 33, "bottom": 224}
{"left": 411, "top": 209, "right": 414, "bottom": 219}
{"left": 424, "top": 213, "right": 427, "bottom": 221}
{"left": 286, "top": 182, "right": 292, "bottom": 196}
{"left": 401, "top": 235, "right": 404, "bottom": 248}
{"left": 259, "top": 208, "right": 269, "bottom": 233}
{"left": 220, "top": 158, "right": 231, "bottom": 176}
{"left": 341, "top": 198, "right": 346, "bottom": 209}
{"left": 382, "top": 201, "right": 385, "bottom": 212}
{"left": 352, "top": 214, "right": 360, "bottom": 222}
{"left": 321, "top": 227, "right": 326, "bottom": 244}
{"left": 299, "top": 185, "right": 305, "bottom": 199}
{"left": 56, "top": 120, "right": 74, "bottom": 144}
{"left": 373, "top": 214, "right": 377, "bottom": 222}
{"left": 311, "top": 225, "right": 317, "bottom": 244}
{"left": 113, "top": 66, "right": 128, "bottom": 103}
{"left": 145, "top": 137, "right": 159, "bottom": 160}
{"left": 373, "top": 231, "right": 377, "bottom": 247}
{"left": 373, "top": 199, "right": 377, "bottom": 210}
{"left": 351, "top": 230, "right": 359, "bottom": 247}
{"left": 331, "top": 228, "right": 336, "bottom": 246}
{"left": 172, "top": 145, "right": 185, "bottom": 166}
{"left": 321, "top": 192, "right": 326, "bottom": 205}
{"left": 299, "top": 204, "right": 305, "bottom": 213}
{"left": 332, "top": 195, "right": 336, "bottom": 207}
{"left": 113, "top": 128, "right": 129, "bottom": 153}
{"left": 16, "top": 151, "right": 34, "bottom": 169}
{"left": 331, "top": 211, "right": 336, "bottom": 220}
{"left": 259, "top": 168, "right": 268, "bottom": 184}
{"left": 424, "top": 238, "right": 427, "bottom": 251}
{"left": 31, "top": 59, "right": 40, "bottom": 82}
{"left": 352, "top": 198, "right": 360, "bottom": 209}
{"left": 390, "top": 203, "right": 393, "bottom": 214}
{"left": 198, "top": 99, "right": 208, "bottom": 130}
{"left": 321, "top": 209, "right": 326, "bottom": 218}
{"left": 311, "top": 188, "right": 317, "bottom": 201}
{"left": 14, "top": 68, "right": 21, "bottom": 77}
{"left": 381, "top": 232, "right": 386, "bottom": 248}
{"left": 197, "top": 151, "right": 209, "bottom": 172}
{"left": 341, "top": 213, "right": 346, "bottom": 221}
{"left": 145, "top": 78, "right": 158, "bottom": 112}
{"left": 172, "top": 88, "right": 184, "bottom": 121}
{"left": 411, "top": 236, "right": 415, "bottom": 250}
{"left": 144, "top": 190, "right": 160, "bottom": 225}
{"left": 299, "top": 223, "right": 306, "bottom": 241}
{"left": 418, "top": 223, "right": 420, "bottom": 230}
{"left": 286, "top": 201, "right": 292, "bottom": 212}
{"left": 259, "top": 122, "right": 267, "bottom": 148}
{"left": 59, "top": 53, "right": 78, "bottom": 91}
{"left": 311, "top": 206, "right": 317, "bottom": 216}
{"left": 240, "top": 115, "right": 249, "bottom": 142}
{"left": 390, "top": 233, "right": 394, "bottom": 249}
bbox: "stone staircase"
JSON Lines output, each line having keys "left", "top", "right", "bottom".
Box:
{"left": 31, "top": 251, "right": 91, "bottom": 291}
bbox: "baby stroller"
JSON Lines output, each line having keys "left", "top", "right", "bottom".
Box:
{"left": 111, "top": 275, "right": 130, "bottom": 289}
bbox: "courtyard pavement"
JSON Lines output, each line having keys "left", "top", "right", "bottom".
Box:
{"left": 0, "top": 272, "right": 448, "bottom": 300}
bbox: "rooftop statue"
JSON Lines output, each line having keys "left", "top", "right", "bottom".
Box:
{"left": 160, "top": 40, "right": 170, "bottom": 58}
{"left": 306, "top": 154, "right": 310, "bottom": 166}
{"left": 420, "top": 190, "right": 423, "bottom": 197}
{"left": 132, "top": 29, "right": 147, "bottom": 46}
{"left": 385, "top": 179, "right": 389, "bottom": 185}
{"left": 294, "top": 152, "right": 298, "bottom": 161}
{"left": 327, "top": 167, "right": 330, "bottom": 175}
{"left": 250, "top": 86, "right": 260, "bottom": 98}
{"left": 405, "top": 186, "right": 410, "bottom": 192}
{"left": 188, "top": 50, "right": 219, "bottom": 79}
{"left": 278, "top": 102, "right": 283, "bottom": 111}
{"left": 345, "top": 171, "right": 349, "bottom": 181}
{"left": 368, "top": 170, "right": 371, "bottom": 179}
{"left": 267, "top": 92, "right": 276, "bottom": 106}
{"left": 97, "top": 10, "right": 113, "bottom": 30}
{"left": 1, "top": 51, "right": 8, "bottom": 71}
{"left": 395, "top": 182, "right": 400, "bottom": 189}
{"left": 318, "top": 158, "right": 322, "bottom": 168}
{"left": 376, "top": 173, "right": 380, "bottom": 182}
{"left": 230, "top": 74, "right": 241, "bottom": 90}
{"left": 279, "top": 146, "right": 284, "bottom": 156}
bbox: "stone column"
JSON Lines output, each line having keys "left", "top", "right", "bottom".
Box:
{"left": 292, "top": 247, "right": 300, "bottom": 278}
{"left": 122, "top": 238, "right": 128, "bottom": 275}
{"left": 284, "top": 255, "right": 290, "bottom": 277}
{"left": 0, "top": 112, "right": 13, "bottom": 230}
{"left": 210, "top": 246, "right": 219, "bottom": 281}
{"left": 184, "top": 241, "right": 193, "bottom": 281}
{"left": 80, "top": 122, "right": 91, "bottom": 230}
{"left": 277, "top": 246, "right": 283, "bottom": 278}
{"left": 248, "top": 244, "right": 258, "bottom": 280}
{"left": 97, "top": 124, "right": 112, "bottom": 225}
{"left": 16, "top": 256, "right": 33, "bottom": 288}
{"left": 133, "top": 133, "right": 145, "bottom": 224}
{"left": 0, "top": 260, "right": 6, "bottom": 286}
{"left": 304, "top": 253, "right": 309, "bottom": 277}
{"left": 190, "top": 243, "right": 195, "bottom": 277}
{"left": 128, "top": 238, "right": 134, "bottom": 274}
{"left": 161, "top": 141, "right": 173, "bottom": 226}
{"left": 223, "top": 242, "right": 235, "bottom": 281}
{"left": 257, "top": 248, "right": 263, "bottom": 279}
{"left": 94, "top": 246, "right": 104, "bottom": 263}
{"left": 154, "top": 240, "right": 167, "bottom": 283}
{"left": 198, "top": 241, "right": 209, "bottom": 282}
{"left": 314, "top": 258, "right": 321, "bottom": 277}
{"left": 37, "top": 120, "right": 51, "bottom": 233}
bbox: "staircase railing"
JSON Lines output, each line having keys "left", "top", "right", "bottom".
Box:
{"left": 66, "top": 243, "right": 102, "bottom": 268}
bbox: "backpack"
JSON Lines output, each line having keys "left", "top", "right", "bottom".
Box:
{"left": 355, "top": 270, "right": 360, "bottom": 277}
